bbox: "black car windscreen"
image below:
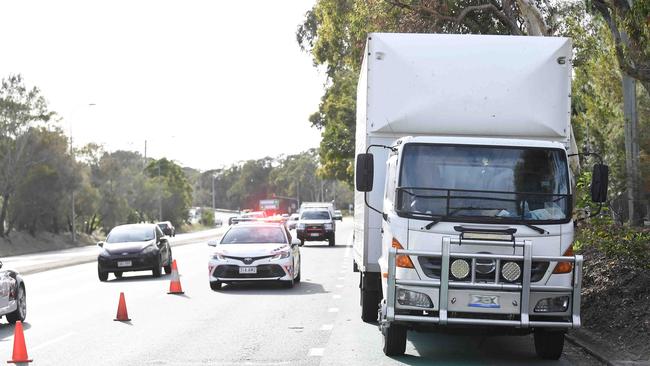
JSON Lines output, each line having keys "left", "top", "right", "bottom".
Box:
{"left": 106, "top": 226, "right": 156, "bottom": 243}
{"left": 397, "top": 144, "right": 570, "bottom": 222}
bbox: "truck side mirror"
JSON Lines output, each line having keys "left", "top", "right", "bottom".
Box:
{"left": 590, "top": 163, "right": 609, "bottom": 203}
{"left": 356, "top": 153, "right": 374, "bottom": 192}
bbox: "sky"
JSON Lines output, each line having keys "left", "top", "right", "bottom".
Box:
{"left": 0, "top": 0, "right": 325, "bottom": 171}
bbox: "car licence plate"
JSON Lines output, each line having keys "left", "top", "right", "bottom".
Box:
{"left": 239, "top": 267, "right": 257, "bottom": 274}
{"left": 310, "top": 233, "right": 320, "bottom": 237}
{"left": 117, "top": 260, "right": 132, "bottom": 268}
{"left": 469, "top": 294, "right": 500, "bottom": 308}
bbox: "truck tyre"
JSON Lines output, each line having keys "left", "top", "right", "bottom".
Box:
{"left": 534, "top": 330, "right": 565, "bottom": 360}
{"left": 328, "top": 233, "right": 336, "bottom": 246}
{"left": 382, "top": 324, "right": 407, "bottom": 356}
{"left": 361, "top": 288, "right": 380, "bottom": 322}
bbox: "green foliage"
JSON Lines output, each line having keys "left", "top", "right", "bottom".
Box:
{"left": 145, "top": 158, "right": 192, "bottom": 229}
{"left": 200, "top": 209, "right": 215, "bottom": 227}
{"left": 575, "top": 217, "right": 650, "bottom": 269}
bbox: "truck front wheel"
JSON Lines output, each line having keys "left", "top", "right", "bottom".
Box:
{"left": 534, "top": 329, "right": 564, "bottom": 360}
{"left": 360, "top": 288, "right": 380, "bottom": 322}
{"left": 382, "top": 324, "right": 407, "bottom": 356}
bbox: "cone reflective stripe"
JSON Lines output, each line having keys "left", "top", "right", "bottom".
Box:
{"left": 114, "top": 292, "right": 131, "bottom": 321}
{"left": 167, "top": 260, "right": 184, "bottom": 294}
{"left": 8, "top": 321, "right": 32, "bottom": 363}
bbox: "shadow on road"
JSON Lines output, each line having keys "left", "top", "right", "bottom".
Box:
{"left": 215, "top": 280, "right": 328, "bottom": 295}
{"left": 394, "top": 332, "right": 561, "bottom": 366}
{"left": 105, "top": 273, "right": 170, "bottom": 283}
{"left": 0, "top": 322, "right": 31, "bottom": 342}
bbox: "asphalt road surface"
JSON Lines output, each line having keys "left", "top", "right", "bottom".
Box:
{"left": 0, "top": 219, "right": 601, "bottom": 365}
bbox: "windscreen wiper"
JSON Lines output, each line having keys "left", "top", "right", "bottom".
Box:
{"left": 409, "top": 213, "right": 445, "bottom": 230}
{"left": 523, "top": 223, "right": 548, "bottom": 235}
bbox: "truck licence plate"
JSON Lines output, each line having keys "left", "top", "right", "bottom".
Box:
{"left": 117, "top": 260, "right": 132, "bottom": 268}
{"left": 469, "top": 294, "right": 500, "bottom": 308}
{"left": 239, "top": 267, "right": 257, "bottom": 274}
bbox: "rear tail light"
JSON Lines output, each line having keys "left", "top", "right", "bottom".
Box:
{"left": 553, "top": 245, "right": 574, "bottom": 274}
{"left": 392, "top": 238, "right": 414, "bottom": 268}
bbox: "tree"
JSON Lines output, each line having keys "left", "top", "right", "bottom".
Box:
{"left": 0, "top": 74, "right": 55, "bottom": 236}
{"left": 145, "top": 158, "right": 192, "bottom": 228}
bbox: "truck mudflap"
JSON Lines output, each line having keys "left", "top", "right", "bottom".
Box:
{"left": 382, "top": 237, "right": 583, "bottom": 330}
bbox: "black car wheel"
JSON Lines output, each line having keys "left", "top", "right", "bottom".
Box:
{"left": 164, "top": 252, "right": 172, "bottom": 274}
{"left": 152, "top": 257, "right": 162, "bottom": 278}
{"left": 98, "top": 267, "right": 108, "bottom": 282}
{"left": 299, "top": 239, "right": 304, "bottom": 247}
{"left": 6, "top": 284, "right": 26, "bottom": 323}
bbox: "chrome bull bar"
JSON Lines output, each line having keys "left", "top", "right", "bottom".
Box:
{"left": 385, "top": 237, "right": 583, "bottom": 329}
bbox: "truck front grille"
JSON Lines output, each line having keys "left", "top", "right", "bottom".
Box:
{"left": 417, "top": 256, "right": 548, "bottom": 283}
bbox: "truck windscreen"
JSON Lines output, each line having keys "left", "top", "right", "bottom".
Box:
{"left": 397, "top": 144, "right": 570, "bottom": 223}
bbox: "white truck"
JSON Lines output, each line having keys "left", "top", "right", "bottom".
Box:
{"left": 353, "top": 33, "right": 608, "bottom": 358}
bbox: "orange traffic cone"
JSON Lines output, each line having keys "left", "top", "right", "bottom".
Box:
{"left": 114, "top": 292, "right": 131, "bottom": 321}
{"left": 8, "top": 320, "right": 32, "bottom": 363}
{"left": 167, "top": 260, "right": 184, "bottom": 295}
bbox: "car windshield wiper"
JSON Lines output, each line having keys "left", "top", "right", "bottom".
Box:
{"left": 408, "top": 213, "right": 446, "bottom": 230}
{"left": 522, "top": 223, "right": 548, "bottom": 235}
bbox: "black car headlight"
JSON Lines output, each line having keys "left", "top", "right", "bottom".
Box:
{"left": 141, "top": 244, "right": 158, "bottom": 255}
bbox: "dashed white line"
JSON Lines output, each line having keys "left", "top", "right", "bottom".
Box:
{"left": 309, "top": 348, "right": 325, "bottom": 357}
{"left": 337, "top": 277, "right": 345, "bottom": 280}
{"left": 320, "top": 324, "right": 334, "bottom": 331}
{"left": 328, "top": 307, "right": 339, "bottom": 313}
{"left": 335, "top": 284, "right": 344, "bottom": 288}
{"left": 332, "top": 294, "right": 342, "bottom": 299}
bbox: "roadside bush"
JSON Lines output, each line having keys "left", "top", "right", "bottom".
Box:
{"left": 575, "top": 216, "right": 650, "bottom": 269}
{"left": 200, "top": 209, "right": 215, "bottom": 227}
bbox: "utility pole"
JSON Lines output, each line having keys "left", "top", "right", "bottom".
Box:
{"left": 212, "top": 174, "right": 217, "bottom": 209}
{"left": 158, "top": 161, "right": 163, "bottom": 221}
{"left": 70, "top": 103, "right": 96, "bottom": 242}
{"left": 621, "top": 18, "right": 642, "bottom": 225}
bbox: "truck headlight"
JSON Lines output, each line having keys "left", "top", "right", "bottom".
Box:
{"left": 297, "top": 223, "right": 305, "bottom": 230}
{"left": 501, "top": 262, "right": 521, "bottom": 282}
{"left": 450, "top": 259, "right": 470, "bottom": 280}
{"left": 324, "top": 223, "right": 333, "bottom": 230}
{"left": 397, "top": 288, "right": 433, "bottom": 308}
{"left": 534, "top": 296, "right": 569, "bottom": 313}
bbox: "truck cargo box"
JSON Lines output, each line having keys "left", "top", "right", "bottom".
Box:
{"left": 361, "top": 33, "right": 572, "bottom": 141}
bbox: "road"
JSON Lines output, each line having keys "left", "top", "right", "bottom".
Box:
{"left": 0, "top": 219, "right": 601, "bottom": 365}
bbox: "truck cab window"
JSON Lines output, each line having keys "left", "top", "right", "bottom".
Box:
{"left": 397, "top": 144, "right": 570, "bottom": 223}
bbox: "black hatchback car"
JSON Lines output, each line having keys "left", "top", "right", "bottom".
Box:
{"left": 97, "top": 224, "right": 173, "bottom": 281}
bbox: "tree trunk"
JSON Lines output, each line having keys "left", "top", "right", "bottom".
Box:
{"left": 0, "top": 194, "right": 9, "bottom": 237}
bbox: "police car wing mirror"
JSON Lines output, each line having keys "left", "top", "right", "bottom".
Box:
{"left": 207, "top": 240, "right": 219, "bottom": 247}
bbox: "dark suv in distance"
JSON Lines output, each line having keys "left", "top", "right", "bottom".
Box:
{"left": 296, "top": 208, "right": 336, "bottom": 246}
{"left": 97, "top": 223, "right": 173, "bottom": 281}
{"left": 157, "top": 221, "right": 175, "bottom": 237}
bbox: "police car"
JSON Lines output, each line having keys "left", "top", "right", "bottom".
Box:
{"left": 208, "top": 222, "right": 301, "bottom": 290}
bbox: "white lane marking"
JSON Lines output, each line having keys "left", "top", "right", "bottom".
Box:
{"left": 339, "top": 270, "right": 346, "bottom": 274}
{"left": 31, "top": 332, "right": 76, "bottom": 352}
{"left": 335, "top": 284, "right": 344, "bottom": 288}
{"left": 309, "top": 348, "right": 325, "bottom": 357}
{"left": 337, "top": 277, "right": 345, "bottom": 280}
{"left": 320, "top": 324, "right": 334, "bottom": 331}
{"left": 328, "top": 307, "right": 339, "bottom": 313}
{"left": 332, "top": 294, "right": 342, "bottom": 299}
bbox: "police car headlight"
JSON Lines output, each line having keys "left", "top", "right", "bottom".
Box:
{"left": 450, "top": 259, "right": 470, "bottom": 280}
{"left": 271, "top": 251, "right": 291, "bottom": 260}
{"left": 534, "top": 296, "right": 569, "bottom": 313}
{"left": 212, "top": 252, "right": 226, "bottom": 260}
{"left": 397, "top": 288, "right": 433, "bottom": 308}
{"left": 501, "top": 262, "right": 521, "bottom": 282}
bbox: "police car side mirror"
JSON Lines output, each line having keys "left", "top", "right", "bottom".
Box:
{"left": 207, "top": 240, "right": 219, "bottom": 247}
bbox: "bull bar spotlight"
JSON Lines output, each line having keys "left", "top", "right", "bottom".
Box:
{"left": 450, "top": 259, "right": 470, "bottom": 280}
{"left": 501, "top": 261, "right": 521, "bottom": 282}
